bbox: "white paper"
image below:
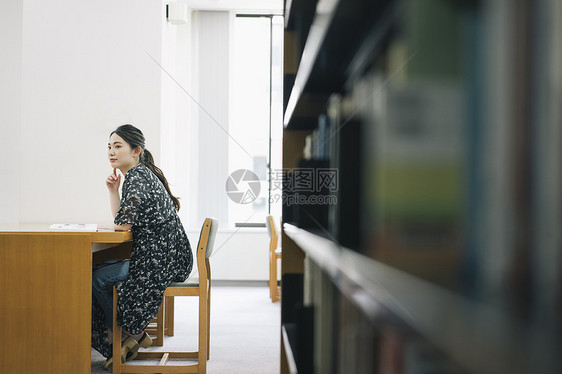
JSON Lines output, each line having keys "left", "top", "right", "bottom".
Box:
{"left": 49, "top": 223, "right": 98, "bottom": 232}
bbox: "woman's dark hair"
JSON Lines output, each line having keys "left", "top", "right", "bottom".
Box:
{"left": 111, "top": 124, "right": 180, "bottom": 211}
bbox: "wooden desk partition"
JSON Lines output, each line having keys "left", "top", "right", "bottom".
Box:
{"left": 0, "top": 226, "right": 132, "bottom": 374}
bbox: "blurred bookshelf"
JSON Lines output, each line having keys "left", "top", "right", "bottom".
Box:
{"left": 281, "top": 0, "right": 562, "bottom": 373}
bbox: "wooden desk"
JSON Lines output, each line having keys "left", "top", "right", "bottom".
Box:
{"left": 0, "top": 225, "right": 132, "bottom": 374}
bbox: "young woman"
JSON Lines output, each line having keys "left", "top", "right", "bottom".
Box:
{"left": 91, "top": 124, "right": 193, "bottom": 369}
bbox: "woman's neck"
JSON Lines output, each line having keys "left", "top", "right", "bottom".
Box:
{"left": 119, "top": 162, "right": 141, "bottom": 175}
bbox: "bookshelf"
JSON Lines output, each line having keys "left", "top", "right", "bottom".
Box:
{"left": 284, "top": 224, "right": 559, "bottom": 373}
{"left": 281, "top": 0, "right": 562, "bottom": 373}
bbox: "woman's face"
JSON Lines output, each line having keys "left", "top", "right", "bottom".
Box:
{"left": 108, "top": 133, "right": 140, "bottom": 172}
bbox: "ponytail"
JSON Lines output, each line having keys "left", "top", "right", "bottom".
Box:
{"left": 141, "top": 149, "right": 181, "bottom": 211}
{"left": 111, "top": 124, "right": 181, "bottom": 211}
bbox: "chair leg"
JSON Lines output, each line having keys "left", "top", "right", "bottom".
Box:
{"left": 207, "top": 283, "right": 211, "bottom": 360}
{"left": 144, "top": 297, "right": 169, "bottom": 346}
{"left": 199, "top": 291, "right": 208, "bottom": 373}
{"left": 153, "top": 299, "right": 165, "bottom": 346}
{"left": 269, "top": 252, "right": 276, "bottom": 302}
{"left": 112, "top": 286, "right": 122, "bottom": 374}
{"left": 270, "top": 253, "right": 281, "bottom": 302}
{"left": 165, "top": 296, "right": 175, "bottom": 336}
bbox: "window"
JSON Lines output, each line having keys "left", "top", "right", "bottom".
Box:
{"left": 228, "top": 15, "right": 283, "bottom": 226}
{"left": 161, "top": 11, "right": 283, "bottom": 229}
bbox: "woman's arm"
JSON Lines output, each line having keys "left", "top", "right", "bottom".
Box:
{"left": 114, "top": 224, "right": 132, "bottom": 231}
{"left": 106, "top": 168, "right": 125, "bottom": 228}
{"left": 106, "top": 169, "right": 136, "bottom": 232}
{"left": 98, "top": 223, "right": 132, "bottom": 231}
{"left": 109, "top": 189, "right": 121, "bottom": 219}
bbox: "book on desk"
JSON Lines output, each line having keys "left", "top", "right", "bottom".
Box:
{"left": 49, "top": 223, "right": 99, "bottom": 232}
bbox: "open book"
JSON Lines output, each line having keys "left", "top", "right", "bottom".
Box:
{"left": 49, "top": 223, "right": 98, "bottom": 232}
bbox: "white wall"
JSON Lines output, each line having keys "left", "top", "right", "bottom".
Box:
{"left": 160, "top": 5, "right": 193, "bottom": 228}
{"left": 191, "top": 11, "right": 231, "bottom": 226}
{"left": 188, "top": 228, "right": 271, "bottom": 281}
{"left": 0, "top": 0, "right": 163, "bottom": 224}
{"left": 0, "top": 0, "right": 23, "bottom": 223}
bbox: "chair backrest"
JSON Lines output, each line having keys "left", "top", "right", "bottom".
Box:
{"left": 196, "top": 218, "right": 219, "bottom": 259}
{"left": 266, "top": 215, "right": 278, "bottom": 250}
{"left": 266, "top": 215, "right": 275, "bottom": 238}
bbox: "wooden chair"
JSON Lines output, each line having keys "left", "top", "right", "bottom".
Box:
{"left": 111, "top": 217, "right": 218, "bottom": 373}
{"left": 266, "top": 215, "right": 281, "bottom": 302}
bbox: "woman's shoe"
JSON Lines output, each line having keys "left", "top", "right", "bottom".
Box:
{"left": 138, "top": 331, "right": 153, "bottom": 348}
{"left": 103, "top": 357, "right": 113, "bottom": 371}
{"left": 102, "top": 336, "right": 140, "bottom": 371}
{"left": 122, "top": 336, "right": 140, "bottom": 362}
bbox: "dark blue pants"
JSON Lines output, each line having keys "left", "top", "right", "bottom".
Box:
{"left": 92, "top": 260, "right": 130, "bottom": 328}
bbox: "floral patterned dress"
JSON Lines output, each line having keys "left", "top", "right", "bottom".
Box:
{"left": 92, "top": 163, "right": 193, "bottom": 358}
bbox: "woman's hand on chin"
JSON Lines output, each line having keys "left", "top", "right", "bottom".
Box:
{"left": 105, "top": 168, "right": 121, "bottom": 192}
